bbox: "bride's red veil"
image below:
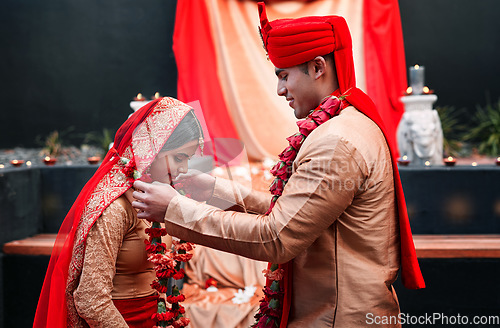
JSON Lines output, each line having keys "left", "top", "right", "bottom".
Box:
{"left": 33, "top": 97, "right": 196, "bottom": 327}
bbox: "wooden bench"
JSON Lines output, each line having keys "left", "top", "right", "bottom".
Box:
{"left": 413, "top": 234, "right": 500, "bottom": 258}
{"left": 3, "top": 234, "right": 500, "bottom": 258}
{"left": 3, "top": 233, "right": 57, "bottom": 256}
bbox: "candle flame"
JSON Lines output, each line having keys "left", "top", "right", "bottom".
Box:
{"left": 471, "top": 162, "right": 478, "bottom": 167}
{"left": 45, "top": 156, "right": 51, "bottom": 161}
{"left": 447, "top": 156, "right": 454, "bottom": 161}
{"left": 406, "top": 87, "right": 412, "bottom": 94}
{"left": 26, "top": 161, "right": 32, "bottom": 166}
{"left": 154, "top": 92, "right": 160, "bottom": 99}
{"left": 0, "top": 164, "right": 4, "bottom": 169}
{"left": 423, "top": 86, "right": 430, "bottom": 94}
{"left": 424, "top": 161, "right": 431, "bottom": 166}
{"left": 136, "top": 93, "right": 143, "bottom": 100}
{"left": 402, "top": 155, "right": 408, "bottom": 160}
{"left": 414, "top": 64, "right": 420, "bottom": 69}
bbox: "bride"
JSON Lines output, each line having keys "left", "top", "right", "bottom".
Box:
{"left": 33, "top": 97, "right": 203, "bottom": 327}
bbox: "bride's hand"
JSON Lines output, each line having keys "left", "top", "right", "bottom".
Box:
{"left": 173, "top": 169, "right": 215, "bottom": 202}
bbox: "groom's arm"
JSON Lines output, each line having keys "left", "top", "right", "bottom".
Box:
{"left": 158, "top": 137, "right": 361, "bottom": 263}
{"left": 207, "top": 177, "right": 271, "bottom": 214}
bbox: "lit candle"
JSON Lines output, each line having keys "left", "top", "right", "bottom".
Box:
{"left": 43, "top": 156, "right": 57, "bottom": 166}
{"left": 424, "top": 160, "right": 431, "bottom": 166}
{"left": 496, "top": 157, "right": 500, "bottom": 166}
{"left": 409, "top": 65, "right": 425, "bottom": 95}
{"left": 26, "top": 161, "right": 32, "bottom": 167}
{"left": 471, "top": 162, "right": 478, "bottom": 167}
{"left": 87, "top": 156, "right": 101, "bottom": 165}
{"left": 444, "top": 156, "right": 456, "bottom": 167}
{"left": 10, "top": 159, "right": 25, "bottom": 167}
{"left": 153, "top": 92, "right": 161, "bottom": 99}
{"left": 406, "top": 87, "right": 413, "bottom": 95}
{"left": 397, "top": 155, "right": 410, "bottom": 166}
{"left": 134, "top": 93, "right": 146, "bottom": 101}
{"left": 0, "top": 164, "right": 5, "bottom": 169}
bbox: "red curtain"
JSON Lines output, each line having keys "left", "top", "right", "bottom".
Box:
{"left": 174, "top": 0, "right": 408, "bottom": 159}
{"left": 173, "top": 1, "right": 240, "bottom": 143}
{"left": 363, "top": 0, "right": 407, "bottom": 157}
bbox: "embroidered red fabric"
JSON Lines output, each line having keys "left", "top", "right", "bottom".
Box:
{"left": 33, "top": 97, "right": 195, "bottom": 327}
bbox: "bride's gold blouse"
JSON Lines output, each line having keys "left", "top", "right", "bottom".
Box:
{"left": 73, "top": 195, "right": 171, "bottom": 326}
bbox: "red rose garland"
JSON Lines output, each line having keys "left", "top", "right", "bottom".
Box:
{"left": 253, "top": 94, "right": 346, "bottom": 328}
{"left": 118, "top": 158, "right": 194, "bottom": 328}
{"left": 145, "top": 185, "right": 195, "bottom": 328}
{"left": 146, "top": 222, "right": 194, "bottom": 328}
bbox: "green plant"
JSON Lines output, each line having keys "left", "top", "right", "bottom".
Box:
{"left": 83, "top": 128, "right": 115, "bottom": 156}
{"left": 436, "top": 105, "right": 467, "bottom": 157}
{"left": 463, "top": 98, "right": 500, "bottom": 156}
{"left": 42, "top": 130, "right": 62, "bottom": 157}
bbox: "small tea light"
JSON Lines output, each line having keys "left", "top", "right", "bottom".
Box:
{"left": 397, "top": 155, "right": 410, "bottom": 166}
{"left": 10, "top": 159, "right": 25, "bottom": 167}
{"left": 444, "top": 156, "right": 457, "bottom": 167}
{"left": 424, "top": 160, "right": 431, "bottom": 166}
{"left": 422, "top": 86, "right": 434, "bottom": 94}
{"left": 87, "top": 156, "right": 101, "bottom": 165}
{"left": 26, "top": 161, "right": 32, "bottom": 167}
{"left": 405, "top": 87, "right": 413, "bottom": 95}
{"left": 0, "top": 164, "right": 5, "bottom": 169}
{"left": 152, "top": 92, "right": 161, "bottom": 99}
{"left": 133, "top": 93, "right": 146, "bottom": 101}
{"left": 43, "top": 156, "right": 57, "bottom": 166}
{"left": 471, "top": 162, "right": 478, "bottom": 167}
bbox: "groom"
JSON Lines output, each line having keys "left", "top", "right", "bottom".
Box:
{"left": 133, "top": 2, "right": 424, "bottom": 327}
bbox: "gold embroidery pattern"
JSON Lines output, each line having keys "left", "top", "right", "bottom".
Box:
{"left": 63, "top": 97, "right": 193, "bottom": 326}
{"left": 73, "top": 201, "right": 130, "bottom": 327}
{"left": 133, "top": 97, "right": 192, "bottom": 172}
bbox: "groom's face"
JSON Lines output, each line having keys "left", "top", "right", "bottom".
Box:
{"left": 275, "top": 63, "right": 319, "bottom": 119}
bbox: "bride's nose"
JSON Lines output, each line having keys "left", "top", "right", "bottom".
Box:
{"left": 178, "top": 162, "right": 188, "bottom": 174}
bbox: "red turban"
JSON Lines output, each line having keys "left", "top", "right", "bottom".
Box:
{"left": 258, "top": 2, "right": 355, "bottom": 94}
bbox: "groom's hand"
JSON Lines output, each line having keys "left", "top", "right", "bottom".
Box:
{"left": 132, "top": 180, "right": 177, "bottom": 222}
{"left": 174, "top": 169, "right": 215, "bottom": 202}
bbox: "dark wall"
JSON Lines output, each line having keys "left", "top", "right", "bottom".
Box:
{"left": 0, "top": 168, "right": 42, "bottom": 244}
{"left": 0, "top": 0, "right": 178, "bottom": 148}
{"left": 399, "top": 0, "right": 500, "bottom": 111}
{"left": 400, "top": 166, "right": 500, "bottom": 234}
{"left": 394, "top": 258, "right": 500, "bottom": 328}
{"left": 1, "top": 0, "right": 499, "bottom": 149}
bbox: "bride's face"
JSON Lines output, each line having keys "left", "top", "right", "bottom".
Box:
{"left": 149, "top": 140, "right": 198, "bottom": 184}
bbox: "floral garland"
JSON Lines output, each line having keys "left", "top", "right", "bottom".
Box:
{"left": 119, "top": 157, "right": 195, "bottom": 328}
{"left": 253, "top": 94, "right": 345, "bottom": 328}
{"left": 145, "top": 223, "right": 194, "bottom": 328}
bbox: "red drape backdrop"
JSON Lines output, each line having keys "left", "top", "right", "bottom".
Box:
{"left": 173, "top": 0, "right": 240, "bottom": 142}
{"left": 364, "top": 0, "right": 407, "bottom": 157}
{"left": 174, "top": 0, "right": 407, "bottom": 159}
